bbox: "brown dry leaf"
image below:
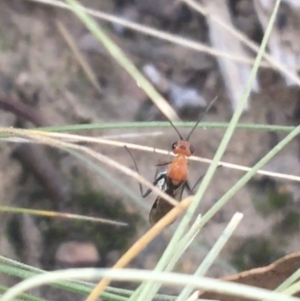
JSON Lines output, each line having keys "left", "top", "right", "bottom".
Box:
{"left": 199, "top": 251, "right": 300, "bottom": 301}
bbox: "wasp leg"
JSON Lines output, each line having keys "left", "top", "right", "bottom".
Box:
{"left": 124, "top": 145, "right": 166, "bottom": 198}
{"left": 186, "top": 164, "right": 223, "bottom": 194}
{"left": 185, "top": 174, "right": 205, "bottom": 195}
{"left": 140, "top": 173, "right": 166, "bottom": 198}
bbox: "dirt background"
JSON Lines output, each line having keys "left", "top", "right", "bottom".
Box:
{"left": 1, "top": 0, "right": 300, "bottom": 298}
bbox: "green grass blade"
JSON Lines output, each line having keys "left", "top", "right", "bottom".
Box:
{"left": 2, "top": 268, "right": 300, "bottom": 301}
{"left": 0, "top": 260, "right": 181, "bottom": 301}
{"left": 17, "top": 122, "right": 296, "bottom": 133}
{"left": 200, "top": 125, "right": 300, "bottom": 226}
{"left": 0, "top": 285, "right": 46, "bottom": 301}
{"left": 0, "top": 206, "right": 127, "bottom": 226}
{"left": 176, "top": 212, "right": 243, "bottom": 301}
{"left": 276, "top": 269, "right": 300, "bottom": 293}
{"left": 282, "top": 281, "right": 300, "bottom": 297}
{"left": 166, "top": 215, "right": 203, "bottom": 268}
{"left": 0, "top": 264, "right": 126, "bottom": 301}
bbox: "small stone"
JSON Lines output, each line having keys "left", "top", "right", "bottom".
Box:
{"left": 55, "top": 241, "right": 100, "bottom": 266}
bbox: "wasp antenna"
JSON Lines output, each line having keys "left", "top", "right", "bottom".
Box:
{"left": 168, "top": 119, "right": 184, "bottom": 140}
{"left": 186, "top": 96, "right": 218, "bottom": 141}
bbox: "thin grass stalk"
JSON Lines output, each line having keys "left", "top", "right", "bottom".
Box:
{"left": 3, "top": 129, "right": 300, "bottom": 183}
{"left": 22, "top": 122, "right": 297, "bottom": 133}
{"left": 0, "top": 132, "right": 162, "bottom": 143}
{"left": 0, "top": 206, "right": 127, "bottom": 226}
{"left": 39, "top": 130, "right": 300, "bottom": 183}
{"left": 56, "top": 20, "right": 102, "bottom": 95}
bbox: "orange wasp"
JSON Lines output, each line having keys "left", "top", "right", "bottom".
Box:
{"left": 126, "top": 97, "right": 218, "bottom": 225}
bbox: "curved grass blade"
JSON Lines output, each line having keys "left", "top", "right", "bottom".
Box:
{"left": 0, "top": 206, "right": 127, "bottom": 226}
{"left": 2, "top": 268, "right": 300, "bottom": 301}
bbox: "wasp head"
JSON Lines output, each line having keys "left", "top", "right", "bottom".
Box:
{"left": 171, "top": 140, "right": 194, "bottom": 157}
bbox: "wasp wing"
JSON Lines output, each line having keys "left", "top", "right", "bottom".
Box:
{"left": 149, "top": 177, "right": 187, "bottom": 226}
